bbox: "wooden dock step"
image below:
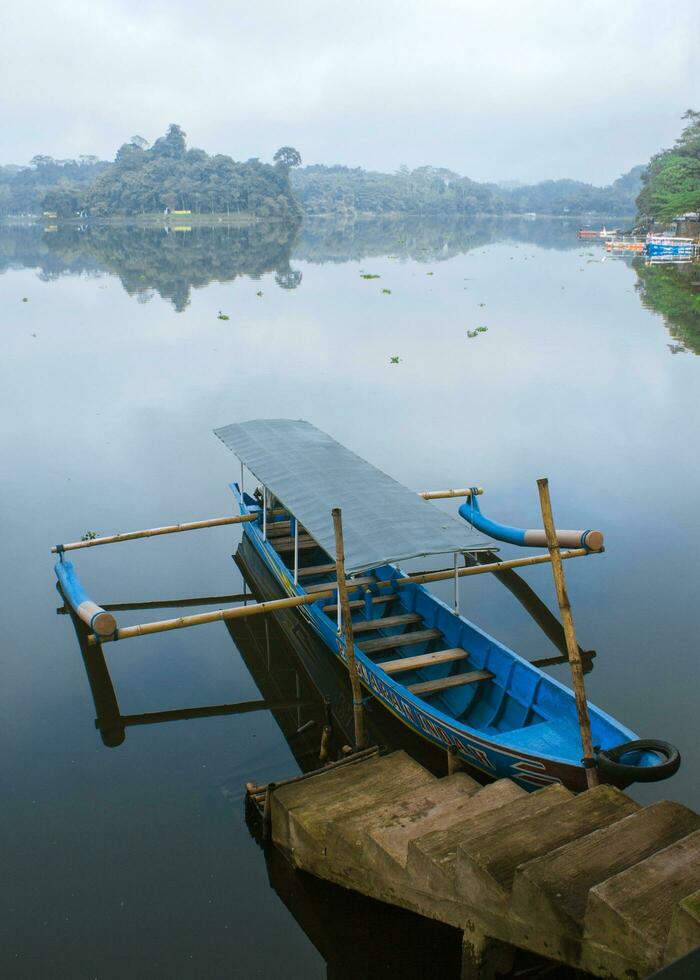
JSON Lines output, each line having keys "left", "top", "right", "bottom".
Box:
{"left": 379, "top": 647, "right": 469, "bottom": 675}
{"left": 408, "top": 669, "right": 493, "bottom": 696}
{"left": 326, "top": 772, "right": 482, "bottom": 888}
{"left": 352, "top": 613, "right": 422, "bottom": 634}
{"left": 271, "top": 751, "right": 435, "bottom": 865}
{"left": 297, "top": 562, "right": 337, "bottom": 578}
{"left": 455, "top": 784, "right": 640, "bottom": 910}
{"left": 325, "top": 595, "right": 396, "bottom": 615}
{"left": 511, "top": 800, "right": 700, "bottom": 948}
{"left": 306, "top": 576, "right": 375, "bottom": 595}
{"left": 407, "top": 782, "right": 570, "bottom": 897}
{"left": 583, "top": 828, "right": 700, "bottom": 973}
{"left": 359, "top": 628, "right": 442, "bottom": 654}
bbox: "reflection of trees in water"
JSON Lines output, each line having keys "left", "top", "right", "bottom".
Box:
{"left": 634, "top": 259, "right": 700, "bottom": 355}
{"left": 294, "top": 215, "right": 598, "bottom": 264}
{"left": 51, "top": 223, "right": 303, "bottom": 312}
{"left": 0, "top": 221, "right": 302, "bottom": 312}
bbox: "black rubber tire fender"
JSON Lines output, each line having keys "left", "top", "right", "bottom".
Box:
{"left": 596, "top": 739, "right": 681, "bottom": 783}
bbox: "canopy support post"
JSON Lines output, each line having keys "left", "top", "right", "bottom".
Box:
{"left": 453, "top": 553, "right": 460, "bottom": 614}
{"left": 537, "top": 478, "right": 599, "bottom": 789}
{"left": 293, "top": 517, "right": 299, "bottom": 585}
{"left": 332, "top": 507, "right": 366, "bottom": 750}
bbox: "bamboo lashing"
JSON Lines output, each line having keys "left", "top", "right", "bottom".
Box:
{"left": 418, "top": 487, "right": 484, "bottom": 500}
{"left": 332, "top": 507, "right": 366, "bottom": 750}
{"left": 51, "top": 513, "right": 258, "bottom": 553}
{"left": 87, "top": 546, "right": 592, "bottom": 645}
{"left": 537, "top": 478, "right": 599, "bottom": 789}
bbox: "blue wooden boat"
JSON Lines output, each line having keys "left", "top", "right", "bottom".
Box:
{"left": 215, "top": 419, "right": 679, "bottom": 793}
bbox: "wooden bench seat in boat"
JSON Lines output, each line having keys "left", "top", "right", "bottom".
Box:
{"left": 306, "top": 576, "right": 376, "bottom": 594}
{"left": 352, "top": 613, "right": 422, "bottom": 633}
{"left": 408, "top": 669, "right": 494, "bottom": 696}
{"left": 378, "top": 647, "right": 470, "bottom": 675}
{"left": 297, "top": 562, "right": 338, "bottom": 578}
{"left": 269, "top": 534, "right": 318, "bottom": 551}
{"left": 359, "top": 628, "right": 442, "bottom": 654}
{"left": 324, "top": 595, "right": 396, "bottom": 614}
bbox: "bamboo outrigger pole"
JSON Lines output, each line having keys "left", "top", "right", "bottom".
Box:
{"left": 51, "top": 513, "right": 258, "bottom": 553}
{"left": 87, "top": 547, "right": 594, "bottom": 645}
{"left": 418, "top": 487, "right": 484, "bottom": 500}
{"left": 332, "top": 507, "right": 366, "bottom": 750}
{"left": 537, "top": 478, "right": 599, "bottom": 789}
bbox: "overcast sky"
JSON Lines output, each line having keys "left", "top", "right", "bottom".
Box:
{"left": 2, "top": 0, "right": 698, "bottom": 184}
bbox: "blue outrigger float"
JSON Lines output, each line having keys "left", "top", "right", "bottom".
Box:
{"left": 212, "top": 419, "right": 678, "bottom": 793}
{"left": 53, "top": 419, "right": 679, "bottom": 793}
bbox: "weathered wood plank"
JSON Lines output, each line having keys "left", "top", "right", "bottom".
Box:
{"left": 359, "top": 628, "right": 442, "bottom": 654}
{"left": 379, "top": 647, "right": 470, "bottom": 674}
{"left": 324, "top": 595, "right": 396, "bottom": 614}
{"left": 408, "top": 669, "right": 494, "bottom": 695}
{"left": 352, "top": 613, "right": 422, "bottom": 634}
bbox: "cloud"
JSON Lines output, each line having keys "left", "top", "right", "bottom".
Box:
{"left": 1, "top": 0, "right": 697, "bottom": 182}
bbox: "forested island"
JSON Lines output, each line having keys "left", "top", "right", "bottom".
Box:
{"left": 0, "top": 112, "right": 697, "bottom": 223}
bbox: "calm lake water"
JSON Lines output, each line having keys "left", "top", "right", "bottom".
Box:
{"left": 1, "top": 217, "right": 699, "bottom": 979}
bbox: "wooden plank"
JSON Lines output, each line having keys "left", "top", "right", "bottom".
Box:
{"left": 325, "top": 595, "right": 396, "bottom": 614}
{"left": 379, "top": 647, "right": 470, "bottom": 674}
{"left": 297, "top": 562, "right": 337, "bottom": 578}
{"left": 352, "top": 613, "right": 422, "bottom": 634}
{"left": 269, "top": 534, "right": 317, "bottom": 551}
{"left": 306, "top": 576, "right": 375, "bottom": 594}
{"left": 359, "top": 628, "right": 442, "bottom": 654}
{"left": 408, "top": 669, "right": 494, "bottom": 696}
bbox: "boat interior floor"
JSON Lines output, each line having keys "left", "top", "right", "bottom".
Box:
{"left": 258, "top": 511, "right": 555, "bottom": 739}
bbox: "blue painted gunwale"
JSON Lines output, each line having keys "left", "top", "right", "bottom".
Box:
{"left": 229, "top": 484, "right": 640, "bottom": 792}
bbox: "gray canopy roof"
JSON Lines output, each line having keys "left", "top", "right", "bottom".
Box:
{"left": 214, "top": 419, "right": 493, "bottom": 574}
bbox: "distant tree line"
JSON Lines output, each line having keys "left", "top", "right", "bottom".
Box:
{"left": 636, "top": 110, "right": 700, "bottom": 222}
{"left": 0, "top": 125, "right": 302, "bottom": 221}
{"left": 290, "top": 164, "right": 644, "bottom": 217}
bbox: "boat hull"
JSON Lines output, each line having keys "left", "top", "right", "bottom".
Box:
{"left": 233, "top": 495, "right": 636, "bottom": 794}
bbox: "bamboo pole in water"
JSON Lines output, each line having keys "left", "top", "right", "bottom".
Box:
{"left": 418, "top": 487, "right": 484, "bottom": 500}
{"left": 87, "top": 547, "right": 592, "bottom": 645}
{"left": 537, "top": 478, "right": 599, "bottom": 789}
{"left": 332, "top": 507, "right": 366, "bottom": 750}
{"left": 51, "top": 513, "right": 258, "bottom": 553}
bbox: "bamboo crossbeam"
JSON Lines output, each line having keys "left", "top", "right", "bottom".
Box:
{"left": 88, "top": 546, "right": 592, "bottom": 645}
{"left": 88, "top": 587, "right": 335, "bottom": 645}
{"left": 51, "top": 513, "right": 258, "bottom": 553}
{"left": 418, "top": 487, "right": 484, "bottom": 500}
{"left": 373, "top": 547, "right": 590, "bottom": 589}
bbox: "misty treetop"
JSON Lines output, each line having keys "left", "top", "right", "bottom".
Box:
{"left": 636, "top": 110, "right": 700, "bottom": 222}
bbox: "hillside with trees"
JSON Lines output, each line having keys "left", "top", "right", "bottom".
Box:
{"left": 291, "top": 164, "right": 643, "bottom": 217}
{"left": 636, "top": 110, "right": 700, "bottom": 222}
{"left": 0, "top": 126, "right": 302, "bottom": 221}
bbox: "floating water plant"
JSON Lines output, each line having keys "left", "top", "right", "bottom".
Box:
{"left": 81, "top": 531, "right": 99, "bottom": 541}
{"left": 256, "top": 291, "right": 263, "bottom": 297}
{"left": 426, "top": 272, "right": 434, "bottom": 276}
{"left": 467, "top": 326, "right": 488, "bottom": 339}
{"left": 217, "top": 311, "right": 230, "bottom": 320}
{"left": 390, "top": 356, "right": 401, "bottom": 363}
{"left": 382, "top": 288, "right": 392, "bottom": 294}
{"left": 360, "top": 273, "right": 381, "bottom": 279}
{"left": 22, "top": 297, "right": 28, "bottom": 302}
